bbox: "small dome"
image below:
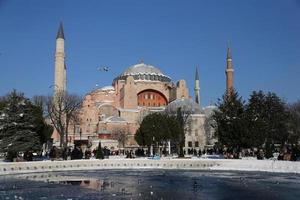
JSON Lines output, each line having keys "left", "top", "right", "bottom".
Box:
{"left": 165, "top": 99, "right": 205, "bottom": 115}
{"left": 113, "top": 63, "right": 171, "bottom": 83}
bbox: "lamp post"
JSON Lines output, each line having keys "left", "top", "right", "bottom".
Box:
{"left": 79, "top": 128, "right": 82, "bottom": 141}
{"left": 150, "top": 136, "right": 155, "bottom": 157}
{"left": 168, "top": 140, "right": 171, "bottom": 155}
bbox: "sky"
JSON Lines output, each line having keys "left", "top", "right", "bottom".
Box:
{"left": 0, "top": 0, "right": 299, "bottom": 106}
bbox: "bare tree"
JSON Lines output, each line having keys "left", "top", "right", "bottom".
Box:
{"left": 204, "top": 115, "right": 217, "bottom": 145}
{"left": 111, "top": 128, "right": 127, "bottom": 148}
{"left": 32, "top": 95, "right": 48, "bottom": 116}
{"left": 47, "top": 91, "right": 82, "bottom": 147}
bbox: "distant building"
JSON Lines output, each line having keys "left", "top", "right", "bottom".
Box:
{"left": 63, "top": 62, "right": 190, "bottom": 150}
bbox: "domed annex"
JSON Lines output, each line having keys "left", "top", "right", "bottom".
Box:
{"left": 165, "top": 98, "right": 205, "bottom": 115}
{"left": 165, "top": 98, "right": 207, "bottom": 151}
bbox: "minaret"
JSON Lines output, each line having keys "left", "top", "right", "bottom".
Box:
{"left": 54, "top": 22, "right": 66, "bottom": 96}
{"left": 194, "top": 67, "right": 200, "bottom": 105}
{"left": 225, "top": 44, "right": 234, "bottom": 96}
{"left": 64, "top": 62, "right": 67, "bottom": 92}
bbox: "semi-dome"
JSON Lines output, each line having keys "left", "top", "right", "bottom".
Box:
{"left": 113, "top": 63, "right": 171, "bottom": 83}
{"left": 165, "top": 98, "right": 205, "bottom": 115}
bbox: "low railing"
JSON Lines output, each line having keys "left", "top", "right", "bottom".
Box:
{"left": 1, "top": 158, "right": 300, "bottom": 175}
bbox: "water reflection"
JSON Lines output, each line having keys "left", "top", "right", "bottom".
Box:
{"left": 16, "top": 174, "right": 123, "bottom": 193}
{"left": 1, "top": 170, "right": 300, "bottom": 200}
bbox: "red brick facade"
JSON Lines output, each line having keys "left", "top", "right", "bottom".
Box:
{"left": 137, "top": 89, "right": 168, "bottom": 107}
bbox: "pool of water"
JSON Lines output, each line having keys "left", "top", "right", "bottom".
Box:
{"left": 0, "top": 170, "right": 300, "bottom": 200}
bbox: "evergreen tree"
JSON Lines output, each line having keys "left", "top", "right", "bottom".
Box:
{"left": 31, "top": 98, "right": 53, "bottom": 144}
{"left": 135, "top": 113, "right": 180, "bottom": 153}
{"left": 213, "top": 89, "right": 290, "bottom": 158}
{"left": 287, "top": 101, "right": 300, "bottom": 145}
{"left": 246, "top": 91, "right": 289, "bottom": 157}
{"left": 264, "top": 92, "right": 289, "bottom": 146}
{"left": 212, "top": 89, "right": 247, "bottom": 152}
{"left": 165, "top": 106, "right": 192, "bottom": 157}
{"left": 0, "top": 96, "right": 6, "bottom": 110}
{"left": 96, "top": 142, "right": 104, "bottom": 159}
{"left": 0, "top": 90, "right": 43, "bottom": 161}
{"left": 245, "top": 91, "right": 268, "bottom": 148}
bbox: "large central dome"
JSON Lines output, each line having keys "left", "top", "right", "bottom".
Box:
{"left": 113, "top": 63, "right": 171, "bottom": 83}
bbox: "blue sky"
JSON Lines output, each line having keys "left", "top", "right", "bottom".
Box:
{"left": 0, "top": 0, "right": 299, "bottom": 106}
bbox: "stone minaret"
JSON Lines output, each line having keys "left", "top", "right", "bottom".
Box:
{"left": 225, "top": 45, "right": 234, "bottom": 96}
{"left": 54, "top": 22, "right": 66, "bottom": 96}
{"left": 194, "top": 67, "right": 200, "bottom": 105}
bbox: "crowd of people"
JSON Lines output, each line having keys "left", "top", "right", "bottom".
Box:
{"left": 19, "top": 144, "right": 300, "bottom": 162}
{"left": 46, "top": 145, "right": 112, "bottom": 160}
{"left": 183, "top": 146, "right": 300, "bottom": 161}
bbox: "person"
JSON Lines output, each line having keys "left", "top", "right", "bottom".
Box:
{"left": 85, "top": 148, "right": 92, "bottom": 159}
{"left": 278, "top": 152, "right": 284, "bottom": 160}
{"left": 71, "top": 145, "right": 83, "bottom": 160}
{"left": 62, "top": 147, "right": 67, "bottom": 160}
{"left": 103, "top": 146, "right": 110, "bottom": 159}
{"left": 257, "top": 149, "right": 264, "bottom": 160}
{"left": 23, "top": 150, "right": 33, "bottom": 161}
{"left": 126, "top": 150, "right": 133, "bottom": 158}
{"left": 62, "top": 147, "right": 71, "bottom": 160}
{"left": 49, "top": 146, "right": 57, "bottom": 161}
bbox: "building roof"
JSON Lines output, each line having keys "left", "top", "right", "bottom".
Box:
{"left": 165, "top": 98, "right": 205, "bottom": 115}
{"left": 113, "top": 62, "right": 171, "bottom": 83}
{"left": 123, "top": 63, "right": 163, "bottom": 75}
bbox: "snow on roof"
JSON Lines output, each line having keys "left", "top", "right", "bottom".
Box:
{"left": 114, "top": 62, "right": 171, "bottom": 82}
{"left": 105, "top": 116, "right": 127, "bottom": 123}
{"left": 100, "top": 86, "right": 115, "bottom": 91}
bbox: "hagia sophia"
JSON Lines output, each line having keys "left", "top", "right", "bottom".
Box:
{"left": 52, "top": 23, "right": 234, "bottom": 154}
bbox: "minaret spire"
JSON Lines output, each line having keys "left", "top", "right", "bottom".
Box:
{"left": 225, "top": 42, "right": 234, "bottom": 97}
{"left": 195, "top": 67, "right": 199, "bottom": 81}
{"left": 54, "top": 22, "right": 66, "bottom": 96}
{"left": 227, "top": 41, "right": 232, "bottom": 60}
{"left": 194, "top": 66, "right": 200, "bottom": 105}
{"left": 56, "top": 22, "right": 65, "bottom": 39}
